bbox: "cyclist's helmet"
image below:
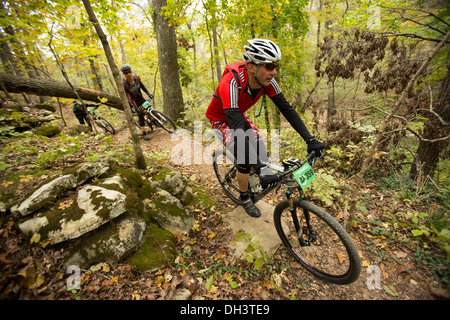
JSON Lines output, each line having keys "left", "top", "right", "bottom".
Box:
{"left": 243, "top": 39, "right": 281, "bottom": 64}
{"left": 120, "top": 64, "right": 132, "bottom": 73}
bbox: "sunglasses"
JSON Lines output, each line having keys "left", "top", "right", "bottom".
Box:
{"left": 123, "top": 71, "right": 132, "bottom": 74}
{"left": 264, "top": 63, "right": 280, "bottom": 71}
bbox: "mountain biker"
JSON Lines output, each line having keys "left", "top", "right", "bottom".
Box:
{"left": 121, "top": 64, "right": 154, "bottom": 141}
{"left": 206, "top": 39, "right": 324, "bottom": 218}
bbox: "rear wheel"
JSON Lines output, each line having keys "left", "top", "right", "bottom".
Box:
{"left": 274, "top": 199, "right": 361, "bottom": 285}
{"left": 212, "top": 149, "right": 241, "bottom": 204}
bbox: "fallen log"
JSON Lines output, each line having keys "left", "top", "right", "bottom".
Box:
{"left": 0, "top": 73, "right": 123, "bottom": 110}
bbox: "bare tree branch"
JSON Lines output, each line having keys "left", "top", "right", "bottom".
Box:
{"left": 381, "top": 32, "right": 449, "bottom": 44}
{"left": 379, "top": 5, "right": 450, "bottom": 28}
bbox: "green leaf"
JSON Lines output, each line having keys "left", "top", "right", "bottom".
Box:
{"left": 411, "top": 229, "right": 425, "bottom": 237}
{"left": 254, "top": 258, "right": 263, "bottom": 271}
{"left": 437, "top": 229, "right": 450, "bottom": 242}
{"left": 205, "top": 275, "right": 214, "bottom": 291}
{"left": 0, "top": 161, "right": 12, "bottom": 170}
{"left": 226, "top": 275, "right": 239, "bottom": 289}
{"left": 383, "top": 285, "right": 398, "bottom": 297}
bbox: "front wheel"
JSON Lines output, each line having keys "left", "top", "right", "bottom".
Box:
{"left": 150, "top": 110, "right": 176, "bottom": 133}
{"left": 274, "top": 199, "right": 361, "bottom": 285}
{"left": 94, "top": 116, "right": 115, "bottom": 134}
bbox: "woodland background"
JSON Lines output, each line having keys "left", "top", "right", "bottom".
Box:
{"left": 0, "top": 0, "right": 449, "bottom": 299}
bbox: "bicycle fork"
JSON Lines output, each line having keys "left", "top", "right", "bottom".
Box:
{"left": 286, "top": 189, "right": 313, "bottom": 247}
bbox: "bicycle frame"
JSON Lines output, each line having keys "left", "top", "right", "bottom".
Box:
{"left": 141, "top": 99, "right": 161, "bottom": 125}
{"left": 88, "top": 108, "right": 99, "bottom": 119}
{"left": 252, "top": 151, "right": 319, "bottom": 247}
{"left": 278, "top": 152, "right": 318, "bottom": 247}
{"left": 220, "top": 147, "right": 317, "bottom": 205}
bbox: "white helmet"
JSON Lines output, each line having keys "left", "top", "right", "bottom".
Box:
{"left": 243, "top": 39, "right": 281, "bottom": 64}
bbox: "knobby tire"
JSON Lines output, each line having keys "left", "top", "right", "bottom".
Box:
{"left": 274, "top": 199, "right": 361, "bottom": 285}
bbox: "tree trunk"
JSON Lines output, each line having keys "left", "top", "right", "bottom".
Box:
{"left": 152, "top": 0, "right": 184, "bottom": 121}
{"left": 0, "top": 73, "right": 123, "bottom": 109}
{"left": 89, "top": 53, "right": 104, "bottom": 91}
{"left": 0, "top": 27, "right": 31, "bottom": 104}
{"left": 327, "top": 78, "right": 336, "bottom": 126}
{"left": 410, "top": 68, "right": 450, "bottom": 180}
{"left": 82, "top": 0, "right": 146, "bottom": 169}
{"left": 213, "top": 26, "right": 221, "bottom": 83}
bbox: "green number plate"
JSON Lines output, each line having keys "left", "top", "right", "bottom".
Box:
{"left": 142, "top": 101, "right": 151, "bottom": 109}
{"left": 293, "top": 162, "right": 316, "bottom": 190}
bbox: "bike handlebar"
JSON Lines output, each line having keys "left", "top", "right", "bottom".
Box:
{"left": 279, "top": 151, "right": 318, "bottom": 180}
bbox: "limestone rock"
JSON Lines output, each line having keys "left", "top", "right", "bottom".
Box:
{"left": 11, "top": 174, "right": 77, "bottom": 217}
{"left": 128, "top": 223, "right": 177, "bottom": 271}
{"left": 12, "top": 160, "right": 200, "bottom": 270}
{"left": 224, "top": 200, "right": 283, "bottom": 258}
{"left": 100, "top": 175, "right": 125, "bottom": 191}
{"left": 18, "top": 185, "right": 127, "bottom": 245}
{"left": 11, "top": 158, "right": 112, "bottom": 217}
{"left": 152, "top": 171, "right": 186, "bottom": 195}
{"left": 151, "top": 171, "right": 194, "bottom": 205}
{"left": 150, "top": 189, "right": 194, "bottom": 234}
{"left": 65, "top": 214, "right": 147, "bottom": 268}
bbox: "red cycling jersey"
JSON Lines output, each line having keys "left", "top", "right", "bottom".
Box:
{"left": 205, "top": 62, "right": 281, "bottom": 122}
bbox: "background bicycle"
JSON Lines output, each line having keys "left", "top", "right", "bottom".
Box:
{"left": 88, "top": 105, "right": 116, "bottom": 135}
{"left": 212, "top": 148, "right": 361, "bottom": 285}
{"left": 134, "top": 98, "right": 176, "bottom": 134}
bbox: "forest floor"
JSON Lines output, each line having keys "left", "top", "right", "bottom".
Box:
{"left": 1, "top": 109, "right": 448, "bottom": 302}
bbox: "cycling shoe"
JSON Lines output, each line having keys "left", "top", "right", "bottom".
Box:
{"left": 241, "top": 197, "right": 261, "bottom": 218}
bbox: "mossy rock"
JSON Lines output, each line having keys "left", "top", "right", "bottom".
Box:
{"left": 12, "top": 158, "right": 113, "bottom": 217}
{"left": 0, "top": 110, "right": 45, "bottom": 129}
{"left": 109, "top": 165, "right": 156, "bottom": 200}
{"left": 32, "top": 103, "right": 56, "bottom": 113}
{"left": 145, "top": 189, "right": 194, "bottom": 234}
{"left": 0, "top": 110, "right": 26, "bottom": 127}
{"left": 17, "top": 185, "right": 128, "bottom": 245}
{"left": 65, "top": 213, "right": 147, "bottom": 268}
{"left": 34, "top": 125, "right": 61, "bottom": 137}
{"left": 0, "top": 104, "right": 21, "bottom": 112}
{"left": 128, "top": 222, "right": 177, "bottom": 271}
{"left": 66, "top": 125, "right": 92, "bottom": 136}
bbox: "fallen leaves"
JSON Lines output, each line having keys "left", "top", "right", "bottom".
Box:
{"left": 30, "top": 233, "right": 41, "bottom": 244}
{"left": 207, "top": 232, "right": 216, "bottom": 240}
{"left": 393, "top": 250, "right": 408, "bottom": 259}
{"left": 58, "top": 199, "right": 73, "bottom": 210}
{"left": 335, "top": 251, "right": 346, "bottom": 264}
